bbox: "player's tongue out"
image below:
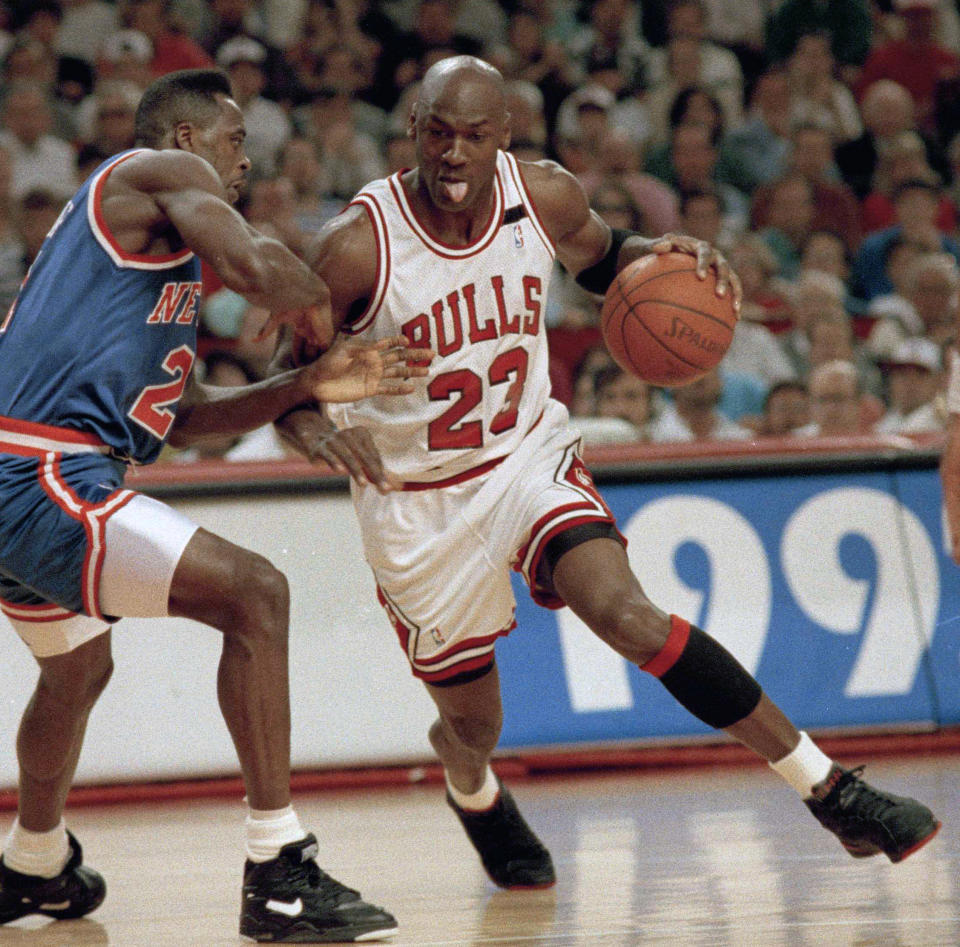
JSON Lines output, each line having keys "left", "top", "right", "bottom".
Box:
{"left": 441, "top": 181, "right": 468, "bottom": 203}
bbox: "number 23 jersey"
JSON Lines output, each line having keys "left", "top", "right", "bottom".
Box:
{"left": 326, "top": 150, "right": 557, "bottom": 483}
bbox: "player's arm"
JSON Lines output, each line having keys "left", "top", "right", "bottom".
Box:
{"left": 128, "top": 150, "right": 335, "bottom": 348}
{"left": 517, "top": 159, "right": 740, "bottom": 307}
{"left": 941, "top": 348, "right": 960, "bottom": 565}
{"left": 268, "top": 207, "right": 405, "bottom": 492}
{"left": 169, "top": 332, "right": 429, "bottom": 448}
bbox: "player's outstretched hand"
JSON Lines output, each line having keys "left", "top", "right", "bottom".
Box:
{"left": 308, "top": 423, "right": 401, "bottom": 493}
{"left": 302, "top": 334, "right": 435, "bottom": 404}
{"left": 646, "top": 233, "right": 742, "bottom": 313}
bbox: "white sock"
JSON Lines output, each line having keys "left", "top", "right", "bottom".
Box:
{"left": 445, "top": 766, "right": 499, "bottom": 811}
{"left": 2, "top": 818, "right": 71, "bottom": 878}
{"left": 769, "top": 731, "right": 835, "bottom": 798}
{"left": 245, "top": 805, "right": 306, "bottom": 863}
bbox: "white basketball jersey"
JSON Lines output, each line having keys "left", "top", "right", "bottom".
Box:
{"left": 326, "top": 150, "right": 557, "bottom": 482}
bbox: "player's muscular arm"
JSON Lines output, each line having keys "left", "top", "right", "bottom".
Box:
{"left": 116, "top": 151, "right": 335, "bottom": 346}
{"left": 518, "top": 160, "right": 740, "bottom": 305}
{"left": 270, "top": 208, "right": 402, "bottom": 492}
{"left": 941, "top": 412, "right": 960, "bottom": 565}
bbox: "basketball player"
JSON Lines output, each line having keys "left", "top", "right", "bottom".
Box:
{"left": 278, "top": 56, "right": 940, "bottom": 893}
{"left": 0, "top": 69, "right": 427, "bottom": 942}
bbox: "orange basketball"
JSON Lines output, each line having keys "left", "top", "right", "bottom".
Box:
{"left": 600, "top": 251, "right": 737, "bottom": 387}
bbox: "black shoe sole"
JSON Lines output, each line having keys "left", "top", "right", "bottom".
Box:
{"left": 240, "top": 921, "right": 399, "bottom": 943}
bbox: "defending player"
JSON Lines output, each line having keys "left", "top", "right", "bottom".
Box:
{"left": 0, "top": 69, "right": 428, "bottom": 942}
{"left": 277, "top": 56, "right": 940, "bottom": 891}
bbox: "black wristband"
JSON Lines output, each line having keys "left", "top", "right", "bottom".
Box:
{"left": 574, "top": 227, "right": 634, "bottom": 295}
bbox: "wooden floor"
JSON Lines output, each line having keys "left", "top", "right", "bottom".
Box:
{"left": 0, "top": 754, "right": 957, "bottom": 946}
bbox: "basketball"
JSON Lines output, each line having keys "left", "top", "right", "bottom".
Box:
{"left": 600, "top": 251, "right": 737, "bottom": 387}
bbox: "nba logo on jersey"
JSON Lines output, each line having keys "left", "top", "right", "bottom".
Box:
{"left": 430, "top": 628, "right": 446, "bottom": 646}
{"left": 513, "top": 224, "right": 524, "bottom": 249}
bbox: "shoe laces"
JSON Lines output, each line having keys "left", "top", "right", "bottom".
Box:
{"left": 284, "top": 858, "right": 359, "bottom": 905}
{"left": 836, "top": 766, "right": 897, "bottom": 819}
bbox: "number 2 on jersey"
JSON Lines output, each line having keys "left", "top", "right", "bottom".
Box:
{"left": 428, "top": 346, "right": 528, "bottom": 450}
{"left": 127, "top": 344, "right": 195, "bottom": 441}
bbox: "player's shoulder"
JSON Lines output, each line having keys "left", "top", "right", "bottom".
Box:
{"left": 512, "top": 156, "right": 591, "bottom": 237}
{"left": 306, "top": 202, "right": 378, "bottom": 302}
{"left": 109, "top": 147, "right": 223, "bottom": 195}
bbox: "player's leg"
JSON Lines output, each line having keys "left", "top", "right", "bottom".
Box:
{"left": 425, "top": 666, "right": 554, "bottom": 889}
{"left": 0, "top": 633, "right": 111, "bottom": 924}
{"left": 98, "top": 496, "right": 398, "bottom": 942}
{"left": 549, "top": 534, "right": 941, "bottom": 863}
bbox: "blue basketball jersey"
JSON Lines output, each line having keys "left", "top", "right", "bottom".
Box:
{"left": 0, "top": 149, "right": 202, "bottom": 465}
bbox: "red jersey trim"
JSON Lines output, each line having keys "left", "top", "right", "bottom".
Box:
{"left": 387, "top": 169, "right": 505, "bottom": 259}
{"left": 341, "top": 195, "right": 390, "bottom": 336}
{"left": 0, "top": 415, "right": 110, "bottom": 456}
{"left": 503, "top": 151, "right": 556, "bottom": 257}
{"left": 88, "top": 151, "right": 195, "bottom": 270}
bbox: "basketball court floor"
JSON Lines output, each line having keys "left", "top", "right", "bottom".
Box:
{"left": 0, "top": 754, "right": 956, "bottom": 946}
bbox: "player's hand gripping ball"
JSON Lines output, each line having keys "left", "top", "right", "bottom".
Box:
{"left": 601, "top": 251, "right": 738, "bottom": 386}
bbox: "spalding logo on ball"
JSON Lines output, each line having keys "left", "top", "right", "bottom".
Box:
{"left": 601, "top": 251, "right": 738, "bottom": 387}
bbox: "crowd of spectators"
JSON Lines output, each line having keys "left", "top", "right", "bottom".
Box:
{"left": 0, "top": 0, "right": 957, "bottom": 460}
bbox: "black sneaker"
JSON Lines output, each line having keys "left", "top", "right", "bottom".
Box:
{"left": 446, "top": 778, "right": 556, "bottom": 889}
{"left": 805, "top": 764, "right": 941, "bottom": 863}
{"left": 0, "top": 831, "right": 105, "bottom": 924}
{"left": 239, "top": 834, "right": 398, "bottom": 943}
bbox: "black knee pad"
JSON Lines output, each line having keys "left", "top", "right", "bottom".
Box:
{"left": 643, "top": 617, "right": 762, "bottom": 730}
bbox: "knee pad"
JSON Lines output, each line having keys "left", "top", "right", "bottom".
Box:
{"left": 642, "top": 616, "right": 762, "bottom": 730}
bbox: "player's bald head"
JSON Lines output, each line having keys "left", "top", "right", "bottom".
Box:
{"left": 415, "top": 56, "right": 507, "bottom": 125}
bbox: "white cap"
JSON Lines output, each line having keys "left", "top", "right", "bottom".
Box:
{"left": 216, "top": 36, "right": 267, "bottom": 68}
{"left": 884, "top": 337, "right": 942, "bottom": 372}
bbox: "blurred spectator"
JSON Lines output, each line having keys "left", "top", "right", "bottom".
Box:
{"left": 800, "top": 230, "right": 851, "bottom": 284}
{"left": 275, "top": 135, "right": 341, "bottom": 234}
{"left": 56, "top": 0, "right": 119, "bottom": 66}
{"left": 294, "top": 87, "right": 385, "bottom": 202}
{"left": 875, "top": 337, "right": 946, "bottom": 432}
{"left": 577, "top": 127, "right": 681, "bottom": 235}
{"left": 216, "top": 35, "right": 291, "bottom": 176}
{"left": 867, "top": 250, "right": 960, "bottom": 357}
{"left": 646, "top": 121, "right": 748, "bottom": 237}
{"left": 648, "top": 367, "right": 753, "bottom": 441}
{"left": 795, "top": 359, "right": 870, "bottom": 435}
{"left": 588, "top": 179, "right": 646, "bottom": 231}
{"left": 566, "top": 0, "right": 647, "bottom": 94}
{"left": 243, "top": 175, "right": 306, "bottom": 258}
{"left": 779, "top": 268, "right": 849, "bottom": 375}
{"left": 679, "top": 187, "right": 727, "bottom": 249}
{"left": 75, "top": 78, "right": 140, "bottom": 155}
{"left": 503, "top": 79, "right": 548, "bottom": 154}
{"left": 644, "top": 0, "right": 744, "bottom": 123}
{"left": 727, "top": 233, "right": 792, "bottom": 326}
{"left": 197, "top": 0, "right": 299, "bottom": 103}
{"left": 95, "top": 28, "right": 155, "bottom": 89}
{"left": 856, "top": 0, "right": 960, "bottom": 136}
{"left": 198, "top": 288, "right": 279, "bottom": 376}
{"left": 116, "top": 0, "right": 214, "bottom": 78}
{"left": 0, "top": 143, "right": 25, "bottom": 314}
{"left": 2, "top": 34, "right": 58, "bottom": 90}
{"left": 806, "top": 307, "right": 884, "bottom": 399}
{"left": 723, "top": 68, "right": 793, "bottom": 192}
{"left": 722, "top": 309, "right": 799, "bottom": 389}
{"left": 310, "top": 43, "right": 389, "bottom": 145}
{"left": 16, "top": 188, "right": 66, "bottom": 266}
{"left": 567, "top": 344, "right": 616, "bottom": 417}
{"left": 572, "top": 363, "right": 653, "bottom": 446}
{"left": 0, "top": 80, "right": 76, "bottom": 201}
{"left": 850, "top": 177, "right": 960, "bottom": 300}
{"left": 485, "top": 4, "right": 575, "bottom": 130}
{"left": 786, "top": 29, "right": 863, "bottom": 144}
{"left": 835, "top": 79, "right": 949, "bottom": 200}
{"left": 860, "top": 132, "right": 956, "bottom": 234}
{"left": 764, "top": 0, "right": 872, "bottom": 80}
{"left": 752, "top": 124, "right": 862, "bottom": 256}
{"left": 757, "top": 173, "right": 816, "bottom": 280}
{"left": 554, "top": 84, "right": 617, "bottom": 173}
{"left": 753, "top": 379, "right": 811, "bottom": 437}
